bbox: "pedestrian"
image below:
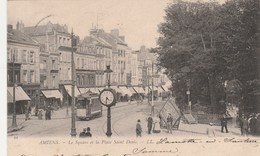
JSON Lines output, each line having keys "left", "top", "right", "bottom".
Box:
{"left": 220, "top": 114, "right": 228, "bottom": 133}
{"left": 25, "top": 105, "right": 29, "bottom": 121}
{"left": 206, "top": 123, "right": 216, "bottom": 137}
{"left": 79, "top": 128, "right": 87, "bottom": 138}
{"left": 249, "top": 114, "right": 257, "bottom": 135}
{"left": 136, "top": 119, "right": 142, "bottom": 137}
{"left": 147, "top": 114, "right": 153, "bottom": 134}
{"left": 152, "top": 115, "right": 161, "bottom": 133}
{"left": 38, "top": 109, "right": 43, "bottom": 120}
{"left": 241, "top": 114, "right": 249, "bottom": 136}
{"left": 167, "top": 113, "right": 173, "bottom": 134}
{"left": 85, "top": 127, "right": 92, "bottom": 137}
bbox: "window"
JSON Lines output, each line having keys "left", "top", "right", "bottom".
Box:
{"left": 30, "top": 71, "right": 34, "bottom": 83}
{"left": 52, "top": 76, "right": 55, "bottom": 88}
{"left": 29, "top": 51, "right": 35, "bottom": 63}
{"left": 23, "top": 71, "right": 27, "bottom": 82}
{"left": 81, "top": 58, "right": 84, "bottom": 68}
{"left": 14, "top": 48, "right": 18, "bottom": 62}
{"left": 60, "top": 53, "right": 63, "bottom": 62}
{"left": 52, "top": 60, "right": 55, "bottom": 70}
{"left": 7, "top": 48, "right": 11, "bottom": 62}
{"left": 22, "top": 50, "right": 27, "bottom": 63}
{"left": 68, "top": 68, "right": 71, "bottom": 80}
{"left": 59, "top": 37, "right": 62, "bottom": 44}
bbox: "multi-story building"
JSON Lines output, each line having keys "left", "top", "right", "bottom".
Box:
{"left": 89, "top": 29, "right": 129, "bottom": 85}
{"left": 20, "top": 21, "right": 69, "bottom": 107}
{"left": 7, "top": 24, "right": 40, "bottom": 113}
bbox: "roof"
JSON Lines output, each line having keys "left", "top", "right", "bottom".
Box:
{"left": 91, "top": 29, "right": 127, "bottom": 47}
{"left": 23, "top": 22, "right": 69, "bottom": 36}
{"left": 7, "top": 28, "right": 39, "bottom": 46}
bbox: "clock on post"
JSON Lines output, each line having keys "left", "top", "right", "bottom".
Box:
{"left": 99, "top": 88, "right": 116, "bottom": 107}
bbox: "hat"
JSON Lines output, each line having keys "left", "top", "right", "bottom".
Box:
{"left": 209, "top": 123, "right": 213, "bottom": 126}
{"left": 137, "top": 119, "right": 141, "bottom": 122}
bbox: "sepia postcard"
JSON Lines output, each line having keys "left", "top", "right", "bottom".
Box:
{"left": 3, "top": 0, "right": 260, "bottom": 155}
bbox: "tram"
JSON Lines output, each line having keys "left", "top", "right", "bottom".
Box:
{"left": 76, "top": 92, "right": 102, "bottom": 120}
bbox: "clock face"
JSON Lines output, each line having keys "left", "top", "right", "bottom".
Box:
{"left": 99, "top": 89, "right": 116, "bottom": 106}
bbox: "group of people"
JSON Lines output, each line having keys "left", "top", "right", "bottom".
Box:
{"left": 218, "top": 112, "right": 258, "bottom": 136}
{"left": 79, "top": 127, "right": 92, "bottom": 138}
{"left": 239, "top": 113, "right": 258, "bottom": 136}
{"left": 136, "top": 113, "right": 173, "bottom": 137}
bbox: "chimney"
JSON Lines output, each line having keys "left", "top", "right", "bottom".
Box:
{"left": 7, "top": 24, "right": 13, "bottom": 32}
{"left": 16, "top": 21, "right": 25, "bottom": 32}
{"left": 63, "top": 24, "right": 68, "bottom": 32}
{"left": 111, "top": 29, "right": 119, "bottom": 37}
{"left": 119, "top": 36, "right": 125, "bottom": 42}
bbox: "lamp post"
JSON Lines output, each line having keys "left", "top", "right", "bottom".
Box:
{"left": 70, "top": 30, "right": 77, "bottom": 137}
{"left": 151, "top": 62, "right": 154, "bottom": 115}
{"left": 11, "top": 53, "right": 17, "bottom": 129}
{"left": 105, "top": 65, "right": 113, "bottom": 137}
{"left": 66, "top": 89, "right": 69, "bottom": 117}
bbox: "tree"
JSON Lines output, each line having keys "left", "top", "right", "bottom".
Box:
{"left": 154, "top": 0, "right": 260, "bottom": 114}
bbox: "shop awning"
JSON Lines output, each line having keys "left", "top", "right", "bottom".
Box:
{"left": 128, "top": 87, "right": 137, "bottom": 94}
{"left": 64, "top": 85, "right": 81, "bottom": 97}
{"left": 7, "top": 86, "right": 31, "bottom": 103}
{"left": 119, "top": 86, "right": 133, "bottom": 96}
{"left": 41, "top": 90, "right": 63, "bottom": 99}
{"left": 161, "top": 85, "right": 169, "bottom": 92}
{"left": 144, "top": 87, "right": 149, "bottom": 94}
{"left": 79, "top": 87, "right": 99, "bottom": 94}
{"left": 133, "top": 87, "right": 145, "bottom": 94}
{"left": 111, "top": 86, "right": 123, "bottom": 94}
{"left": 97, "top": 87, "right": 105, "bottom": 92}
{"left": 158, "top": 86, "right": 165, "bottom": 93}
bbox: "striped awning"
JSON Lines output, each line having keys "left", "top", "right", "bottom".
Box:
{"left": 7, "top": 86, "right": 31, "bottom": 103}
{"left": 133, "top": 87, "right": 145, "bottom": 94}
{"left": 41, "top": 90, "right": 63, "bottom": 99}
{"left": 119, "top": 86, "right": 133, "bottom": 96}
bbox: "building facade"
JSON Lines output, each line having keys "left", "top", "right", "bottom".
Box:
{"left": 7, "top": 24, "right": 40, "bottom": 111}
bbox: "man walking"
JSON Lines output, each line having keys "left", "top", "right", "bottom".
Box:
{"left": 147, "top": 115, "right": 153, "bottom": 134}
{"left": 167, "top": 113, "right": 173, "bottom": 134}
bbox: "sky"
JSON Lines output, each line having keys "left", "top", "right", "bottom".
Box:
{"left": 7, "top": 0, "right": 174, "bottom": 50}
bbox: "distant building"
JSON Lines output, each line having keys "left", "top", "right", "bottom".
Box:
{"left": 89, "top": 29, "right": 129, "bottom": 85}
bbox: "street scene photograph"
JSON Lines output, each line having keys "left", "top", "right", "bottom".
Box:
{"left": 6, "top": 0, "right": 260, "bottom": 141}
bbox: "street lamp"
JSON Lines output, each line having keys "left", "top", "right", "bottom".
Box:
{"left": 104, "top": 65, "right": 113, "bottom": 137}
{"left": 70, "top": 29, "right": 77, "bottom": 137}
{"left": 11, "top": 52, "right": 17, "bottom": 129}
{"left": 105, "top": 65, "right": 113, "bottom": 88}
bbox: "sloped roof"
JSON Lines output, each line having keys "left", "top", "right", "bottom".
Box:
{"left": 23, "top": 22, "right": 69, "bottom": 36}
{"left": 82, "top": 36, "right": 112, "bottom": 48}
{"left": 93, "top": 30, "right": 127, "bottom": 46}
{"left": 7, "top": 28, "right": 39, "bottom": 46}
